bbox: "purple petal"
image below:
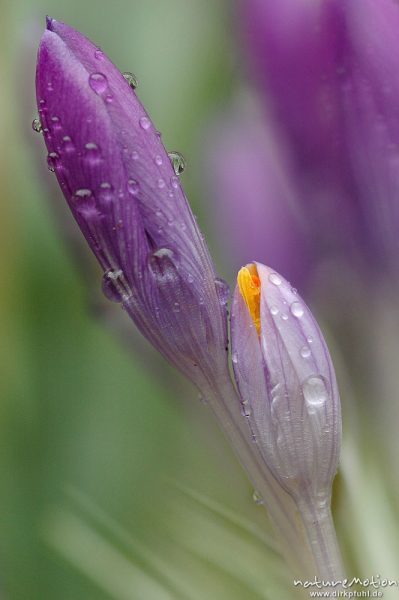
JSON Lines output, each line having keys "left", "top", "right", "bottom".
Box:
{"left": 205, "top": 98, "right": 311, "bottom": 288}
{"left": 231, "top": 263, "right": 341, "bottom": 504}
{"left": 36, "top": 19, "right": 229, "bottom": 388}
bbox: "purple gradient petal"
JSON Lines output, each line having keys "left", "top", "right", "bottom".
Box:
{"left": 240, "top": 0, "right": 399, "bottom": 272}
{"left": 231, "top": 263, "right": 341, "bottom": 504}
{"left": 36, "top": 19, "right": 229, "bottom": 388}
{"left": 206, "top": 98, "right": 311, "bottom": 287}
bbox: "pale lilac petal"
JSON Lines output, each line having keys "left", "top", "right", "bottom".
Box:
{"left": 231, "top": 263, "right": 341, "bottom": 504}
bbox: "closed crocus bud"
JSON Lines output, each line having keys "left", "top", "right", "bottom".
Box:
{"left": 231, "top": 263, "right": 344, "bottom": 579}
{"left": 35, "top": 18, "right": 230, "bottom": 392}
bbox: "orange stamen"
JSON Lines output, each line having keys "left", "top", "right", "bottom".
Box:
{"left": 237, "top": 264, "right": 261, "bottom": 335}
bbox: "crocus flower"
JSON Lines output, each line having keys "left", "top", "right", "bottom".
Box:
{"left": 36, "top": 17, "right": 231, "bottom": 393}
{"left": 231, "top": 262, "right": 343, "bottom": 579}
{"left": 35, "top": 19, "right": 343, "bottom": 582}
{"left": 239, "top": 0, "right": 399, "bottom": 274}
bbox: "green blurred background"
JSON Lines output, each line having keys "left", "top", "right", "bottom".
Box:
{"left": 1, "top": 1, "right": 399, "bottom": 599}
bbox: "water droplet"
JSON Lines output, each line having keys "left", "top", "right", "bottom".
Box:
{"left": 157, "top": 178, "right": 165, "bottom": 189}
{"left": 154, "top": 154, "right": 163, "bottom": 166}
{"left": 173, "top": 302, "right": 180, "bottom": 313}
{"left": 269, "top": 273, "right": 282, "bottom": 286}
{"left": 302, "top": 375, "right": 328, "bottom": 409}
{"left": 47, "top": 152, "right": 59, "bottom": 172}
{"left": 132, "top": 150, "right": 139, "bottom": 160}
{"left": 102, "top": 269, "right": 124, "bottom": 303}
{"left": 75, "top": 188, "right": 93, "bottom": 199}
{"left": 61, "top": 136, "right": 75, "bottom": 153}
{"left": 94, "top": 48, "right": 104, "bottom": 60}
{"left": 215, "top": 277, "right": 230, "bottom": 306}
{"left": 232, "top": 352, "right": 238, "bottom": 364}
{"left": 170, "top": 176, "right": 179, "bottom": 189}
{"left": 252, "top": 490, "right": 264, "bottom": 505}
{"left": 122, "top": 71, "right": 138, "bottom": 89}
{"left": 127, "top": 179, "right": 140, "bottom": 195}
{"left": 98, "top": 182, "right": 113, "bottom": 205}
{"left": 270, "top": 306, "right": 279, "bottom": 315}
{"left": 89, "top": 72, "right": 108, "bottom": 95}
{"left": 50, "top": 116, "right": 62, "bottom": 131}
{"left": 290, "top": 302, "right": 304, "bottom": 318}
{"left": 105, "top": 95, "right": 113, "bottom": 103}
{"left": 149, "top": 248, "right": 178, "bottom": 282}
{"left": 139, "top": 116, "right": 151, "bottom": 130}
{"left": 307, "top": 336, "right": 313, "bottom": 344}
{"left": 281, "top": 314, "right": 288, "bottom": 321}
{"left": 84, "top": 142, "right": 102, "bottom": 164}
{"left": 300, "top": 345, "right": 311, "bottom": 359}
{"left": 32, "top": 118, "right": 42, "bottom": 133}
{"left": 168, "top": 151, "right": 186, "bottom": 175}
{"left": 187, "top": 274, "right": 194, "bottom": 283}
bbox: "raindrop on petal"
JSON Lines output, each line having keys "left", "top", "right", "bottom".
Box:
{"left": 122, "top": 71, "right": 138, "bottom": 89}
{"left": 32, "top": 118, "right": 42, "bottom": 133}
{"left": 269, "top": 273, "right": 282, "bottom": 286}
{"left": 300, "top": 345, "right": 311, "bottom": 359}
{"left": 47, "top": 151, "right": 59, "bottom": 172}
{"left": 168, "top": 151, "right": 186, "bottom": 175}
{"left": 139, "top": 116, "right": 151, "bottom": 130}
{"left": 290, "top": 302, "right": 304, "bottom": 318}
{"left": 89, "top": 72, "right": 108, "bottom": 94}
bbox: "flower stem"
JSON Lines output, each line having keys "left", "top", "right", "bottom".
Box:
{"left": 297, "top": 496, "right": 345, "bottom": 582}
{"left": 203, "top": 373, "right": 316, "bottom": 578}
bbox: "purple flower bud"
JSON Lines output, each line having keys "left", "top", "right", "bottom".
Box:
{"left": 35, "top": 18, "right": 230, "bottom": 389}
{"left": 231, "top": 262, "right": 341, "bottom": 507}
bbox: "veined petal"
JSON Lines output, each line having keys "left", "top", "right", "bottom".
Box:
{"left": 36, "top": 19, "right": 229, "bottom": 388}
{"left": 231, "top": 263, "right": 342, "bottom": 505}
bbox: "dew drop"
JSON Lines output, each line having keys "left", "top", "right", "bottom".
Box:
{"left": 122, "top": 71, "right": 138, "bottom": 89}
{"left": 302, "top": 375, "right": 328, "bottom": 409}
{"left": 47, "top": 152, "right": 59, "bottom": 172}
{"left": 252, "top": 490, "right": 264, "bottom": 505}
{"left": 232, "top": 352, "right": 238, "bottom": 364}
{"left": 168, "top": 151, "right": 186, "bottom": 175}
{"left": 84, "top": 142, "right": 102, "bottom": 164}
{"left": 215, "top": 277, "right": 230, "bottom": 306}
{"left": 102, "top": 269, "right": 124, "bottom": 303}
{"left": 139, "top": 116, "right": 151, "bottom": 130}
{"left": 105, "top": 95, "right": 114, "bottom": 103}
{"left": 128, "top": 179, "right": 140, "bottom": 195}
{"left": 281, "top": 314, "right": 288, "bottom": 321}
{"left": 149, "top": 248, "right": 178, "bottom": 282}
{"left": 32, "top": 118, "right": 42, "bottom": 133}
{"left": 154, "top": 154, "right": 163, "bottom": 166}
{"left": 132, "top": 150, "right": 139, "bottom": 160}
{"left": 50, "top": 116, "right": 62, "bottom": 131}
{"left": 98, "top": 182, "right": 113, "bottom": 205}
{"left": 269, "top": 272, "right": 282, "bottom": 286}
{"left": 270, "top": 306, "right": 279, "bottom": 316}
{"left": 89, "top": 72, "right": 108, "bottom": 94}
{"left": 157, "top": 178, "right": 165, "bottom": 189}
{"left": 173, "top": 302, "right": 180, "bottom": 313}
{"left": 307, "top": 336, "right": 313, "bottom": 344}
{"left": 62, "top": 136, "right": 75, "bottom": 153}
{"left": 290, "top": 301, "right": 304, "bottom": 318}
{"left": 170, "top": 176, "right": 180, "bottom": 189}
{"left": 300, "top": 345, "right": 311, "bottom": 359}
{"left": 94, "top": 48, "right": 104, "bottom": 60}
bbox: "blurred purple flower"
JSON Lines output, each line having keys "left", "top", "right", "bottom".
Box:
{"left": 230, "top": 0, "right": 399, "bottom": 275}
{"left": 36, "top": 18, "right": 230, "bottom": 391}
{"left": 206, "top": 97, "right": 311, "bottom": 287}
